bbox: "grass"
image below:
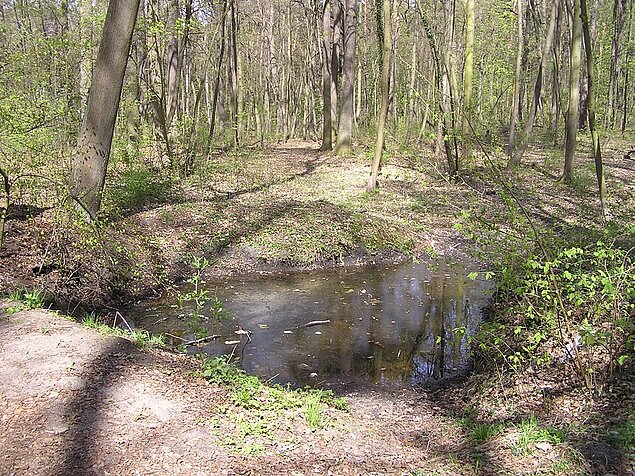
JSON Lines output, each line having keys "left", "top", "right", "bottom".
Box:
{"left": 201, "top": 356, "right": 348, "bottom": 453}
{"left": 202, "top": 356, "right": 346, "bottom": 429}
{"left": 511, "top": 414, "right": 566, "bottom": 455}
{"left": 81, "top": 311, "right": 166, "bottom": 349}
{"left": 469, "top": 422, "right": 505, "bottom": 443}
{"left": 614, "top": 410, "right": 635, "bottom": 457}
{"left": 6, "top": 288, "right": 46, "bottom": 314}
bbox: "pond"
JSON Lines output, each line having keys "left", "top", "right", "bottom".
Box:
{"left": 129, "top": 260, "right": 492, "bottom": 389}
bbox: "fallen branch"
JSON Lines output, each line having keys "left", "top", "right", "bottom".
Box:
{"left": 285, "top": 320, "right": 331, "bottom": 333}
{"left": 182, "top": 335, "right": 221, "bottom": 346}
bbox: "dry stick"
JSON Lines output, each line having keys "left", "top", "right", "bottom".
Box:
{"left": 182, "top": 335, "right": 221, "bottom": 346}
{"left": 284, "top": 320, "right": 331, "bottom": 332}
{"left": 114, "top": 311, "right": 134, "bottom": 332}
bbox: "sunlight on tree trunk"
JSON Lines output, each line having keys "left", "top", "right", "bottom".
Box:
{"left": 320, "top": 0, "right": 333, "bottom": 151}
{"left": 335, "top": 0, "right": 357, "bottom": 156}
{"left": 508, "top": 0, "right": 523, "bottom": 159}
{"left": 461, "top": 0, "right": 475, "bottom": 163}
{"left": 367, "top": 0, "right": 391, "bottom": 192}
{"left": 562, "top": 0, "right": 582, "bottom": 184}
{"left": 509, "top": 0, "right": 557, "bottom": 168}
{"left": 580, "top": 0, "right": 610, "bottom": 221}
{"left": 70, "top": 0, "right": 140, "bottom": 221}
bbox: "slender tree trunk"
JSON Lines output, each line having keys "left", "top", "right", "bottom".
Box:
{"left": 320, "top": 0, "right": 333, "bottom": 150}
{"left": 562, "top": 0, "right": 582, "bottom": 183}
{"left": 206, "top": 0, "right": 228, "bottom": 153}
{"left": 70, "top": 0, "right": 140, "bottom": 221}
{"left": 508, "top": 0, "right": 523, "bottom": 158}
{"left": 78, "top": 0, "right": 93, "bottom": 109}
{"left": 334, "top": 0, "right": 357, "bottom": 155}
{"left": 580, "top": 0, "right": 610, "bottom": 221}
{"left": 0, "top": 168, "right": 8, "bottom": 251}
{"left": 229, "top": 0, "right": 239, "bottom": 146}
{"left": 461, "top": 0, "right": 475, "bottom": 161}
{"left": 607, "top": 0, "right": 626, "bottom": 128}
{"left": 165, "top": 0, "right": 180, "bottom": 127}
{"left": 330, "top": 0, "right": 343, "bottom": 140}
{"left": 622, "top": 4, "right": 633, "bottom": 133}
{"left": 367, "top": 0, "right": 391, "bottom": 191}
{"left": 509, "top": 0, "right": 557, "bottom": 167}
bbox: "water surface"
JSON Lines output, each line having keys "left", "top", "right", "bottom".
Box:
{"left": 131, "top": 261, "right": 491, "bottom": 388}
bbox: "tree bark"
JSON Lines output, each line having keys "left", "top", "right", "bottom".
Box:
{"left": 580, "top": 0, "right": 610, "bottom": 221}
{"left": 0, "top": 167, "right": 8, "bottom": 251}
{"left": 320, "top": 0, "right": 333, "bottom": 150}
{"left": 461, "top": 0, "right": 475, "bottom": 161}
{"left": 562, "top": 0, "right": 582, "bottom": 183}
{"left": 334, "top": 0, "right": 357, "bottom": 155}
{"left": 330, "top": 0, "right": 343, "bottom": 140}
{"left": 70, "top": 0, "right": 140, "bottom": 221}
{"left": 508, "top": 0, "right": 523, "bottom": 159}
{"left": 367, "top": 0, "right": 391, "bottom": 191}
{"left": 206, "top": 0, "right": 229, "bottom": 154}
{"left": 230, "top": 0, "right": 239, "bottom": 146}
{"left": 509, "top": 0, "right": 557, "bottom": 168}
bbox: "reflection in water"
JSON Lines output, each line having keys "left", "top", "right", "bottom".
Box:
{"left": 131, "top": 261, "right": 491, "bottom": 388}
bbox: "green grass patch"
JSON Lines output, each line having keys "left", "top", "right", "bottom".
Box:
{"left": 511, "top": 414, "right": 566, "bottom": 455}
{"left": 613, "top": 410, "right": 635, "bottom": 457}
{"left": 81, "top": 311, "right": 167, "bottom": 349}
{"left": 6, "top": 288, "right": 46, "bottom": 314}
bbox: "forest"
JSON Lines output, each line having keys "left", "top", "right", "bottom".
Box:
{"left": 0, "top": 0, "right": 634, "bottom": 474}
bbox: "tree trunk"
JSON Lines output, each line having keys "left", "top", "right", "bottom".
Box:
{"left": 70, "top": 0, "right": 140, "bottom": 221}
{"left": 0, "top": 168, "right": 8, "bottom": 251}
{"left": 229, "top": 0, "right": 239, "bottom": 146}
{"left": 508, "top": 0, "right": 523, "bottom": 158}
{"left": 165, "top": 0, "right": 180, "bottom": 127}
{"left": 509, "top": 0, "right": 557, "bottom": 168}
{"left": 334, "top": 0, "right": 357, "bottom": 155}
{"left": 367, "top": 0, "right": 391, "bottom": 191}
{"left": 461, "top": 0, "right": 475, "bottom": 161}
{"left": 320, "top": 0, "right": 333, "bottom": 150}
{"left": 580, "top": 0, "right": 610, "bottom": 221}
{"left": 330, "top": 0, "right": 343, "bottom": 141}
{"left": 563, "top": 0, "right": 582, "bottom": 183}
{"left": 607, "top": 0, "right": 626, "bottom": 128}
{"left": 206, "top": 0, "right": 228, "bottom": 154}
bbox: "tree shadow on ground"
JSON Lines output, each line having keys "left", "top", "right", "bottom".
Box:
{"left": 406, "top": 363, "right": 635, "bottom": 475}
{"left": 50, "top": 338, "right": 138, "bottom": 476}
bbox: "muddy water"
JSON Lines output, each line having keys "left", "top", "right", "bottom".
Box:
{"left": 130, "top": 261, "right": 492, "bottom": 388}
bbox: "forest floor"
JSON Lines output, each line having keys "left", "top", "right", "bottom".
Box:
{"left": 1, "top": 137, "right": 635, "bottom": 474}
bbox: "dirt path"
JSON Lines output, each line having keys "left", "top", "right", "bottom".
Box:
{"left": 0, "top": 304, "right": 454, "bottom": 476}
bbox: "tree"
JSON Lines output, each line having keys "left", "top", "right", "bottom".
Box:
{"left": 580, "top": 0, "right": 610, "bottom": 220}
{"left": 70, "top": 0, "right": 141, "bottom": 220}
{"left": 562, "top": 0, "right": 582, "bottom": 183}
{"left": 367, "top": 0, "right": 392, "bottom": 191}
{"left": 508, "top": 0, "right": 558, "bottom": 168}
{"left": 334, "top": 0, "right": 358, "bottom": 155}
{"left": 320, "top": 0, "right": 334, "bottom": 151}
{"left": 508, "top": 0, "right": 523, "bottom": 159}
{"left": 461, "top": 0, "right": 475, "bottom": 162}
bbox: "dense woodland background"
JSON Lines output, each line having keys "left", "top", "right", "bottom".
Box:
{"left": 1, "top": 0, "right": 633, "bottom": 201}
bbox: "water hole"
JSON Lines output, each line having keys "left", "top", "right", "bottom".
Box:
{"left": 130, "top": 260, "right": 492, "bottom": 389}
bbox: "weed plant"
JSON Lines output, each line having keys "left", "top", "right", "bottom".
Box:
{"left": 6, "top": 288, "right": 46, "bottom": 313}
